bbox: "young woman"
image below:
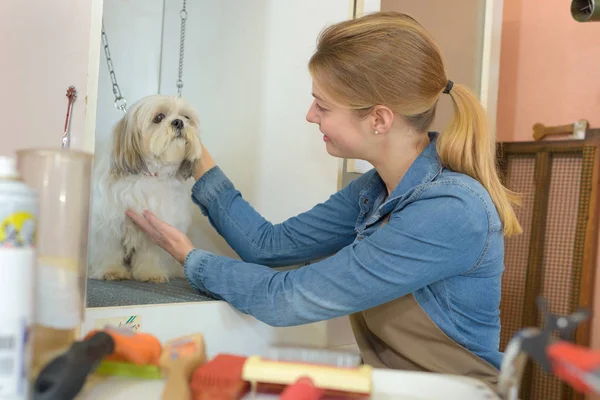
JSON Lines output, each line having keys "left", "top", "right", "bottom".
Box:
{"left": 127, "top": 11, "right": 521, "bottom": 387}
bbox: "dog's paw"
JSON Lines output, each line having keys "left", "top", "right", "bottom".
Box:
{"left": 89, "top": 264, "right": 132, "bottom": 280}
{"left": 132, "top": 269, "right": 169, "bottom": 284}
{"left": 103, "top": 268, "right": 132, "bottom": 281}
{"left": 133, "top": 268, "right": 169, "bottom": 283}
{"left": 146, "top": 275, "right": 169, "bottom": 284}
{"left": 131, "top": 249, "right": 170, "bottom": 283}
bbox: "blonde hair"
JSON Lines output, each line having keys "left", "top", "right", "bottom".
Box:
{"left": 308, "top": 11, "right": 522, "bottom": 236}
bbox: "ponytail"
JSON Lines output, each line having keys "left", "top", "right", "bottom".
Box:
{"left": 437, "top": 83, "right": 522, "bottom": 236}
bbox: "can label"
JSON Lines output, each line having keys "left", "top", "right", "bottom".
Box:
{"left": 0, "top": 319, "right": 28, "bottom": 398}
{"left": 0, "top": 186, "right": 36, "bottom": 400}
{"left": 0, "top": 211, "right": 35, "bottom": 248}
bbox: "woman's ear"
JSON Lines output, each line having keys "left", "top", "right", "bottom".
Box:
{"left": 370, "top": 105, "right": 395, "bottom": 135}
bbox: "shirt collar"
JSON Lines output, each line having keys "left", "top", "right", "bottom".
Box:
{"left": 367, "top": 131, "right": 442, "bottom": 203}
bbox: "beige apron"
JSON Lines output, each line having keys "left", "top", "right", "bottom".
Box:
{"left": 349, "top": 294, "right": 500, "bottom": 389}
{"left": 349, "top": 214, "right": 500, "bottom": 390}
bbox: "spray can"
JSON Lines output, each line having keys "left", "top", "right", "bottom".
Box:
{"left": 0, "top": 156, "right": 37, "bottom": 400}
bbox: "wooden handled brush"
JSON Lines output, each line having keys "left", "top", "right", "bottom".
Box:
{"left": 158, "top": 333, "right": 207, "bottom": 400}
{"left": 532, "top": 119, "right": 588, "bottom": 141}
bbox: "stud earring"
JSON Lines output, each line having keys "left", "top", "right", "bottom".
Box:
{"left": 374, "top": 130, "right": 380, "bottom": 135}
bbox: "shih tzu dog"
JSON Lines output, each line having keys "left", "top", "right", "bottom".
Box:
{"left": 88, "top": 94, "right": 202, "bottom": 283}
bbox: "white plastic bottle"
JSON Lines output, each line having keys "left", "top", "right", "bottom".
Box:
{"left": 0, "top": 156, "right": 37, "bottom": 400}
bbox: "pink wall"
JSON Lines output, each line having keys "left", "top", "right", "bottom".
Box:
{"left": 496, "top": 0, "right": 600, "bottom": 142}
{"left": 0, "top": 0, "right": 95, "bottom": 158}
{"left": 497, "top": 3, "right": 600, "bottom": 390}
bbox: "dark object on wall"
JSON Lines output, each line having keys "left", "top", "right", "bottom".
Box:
{"left": 497, "top": 134, "right": 600, "bottom": 400}
{"left": 571, "top": 0, "right": 600, "bottom": 22}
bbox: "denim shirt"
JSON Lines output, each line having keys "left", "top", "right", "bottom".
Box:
{"left": 185, "top": 132, "right": 505, "bottom": 369}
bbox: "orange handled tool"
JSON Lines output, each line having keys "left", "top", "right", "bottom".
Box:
{"left": 498, "top": 297, "right": 600, "bottom": 398}
{"left": 546, "top": 341, "right": 600, "bottom": 394}
{"left": 32, "top": 327, "right": 162, "bottom": 400}
{"left": 83, "top": 326, "right": 163, "bottom": 365}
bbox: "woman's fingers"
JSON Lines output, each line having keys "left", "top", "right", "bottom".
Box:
{"left": 125, "top": 209, "right": 193, "bottom": 264}
{"left": 141, "top": 210, "right": 164, "bottom": 232}
{"left": 126, "top": 210, "right": 161, "bottom": 242}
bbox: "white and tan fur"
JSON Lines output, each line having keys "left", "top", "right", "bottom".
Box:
{"left": 88, "top": 95, "right": 202, "bottom": 283}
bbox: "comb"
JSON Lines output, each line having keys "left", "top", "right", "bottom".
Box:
{"left": 266, "top": 346, "right": 362, "bottom": 368}
{"left": 242, "top": 355, "right": 372, "bottom": 398}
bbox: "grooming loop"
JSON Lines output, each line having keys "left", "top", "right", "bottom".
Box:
{"left": 101, "top": 0, "right": 189, "bottom": 113}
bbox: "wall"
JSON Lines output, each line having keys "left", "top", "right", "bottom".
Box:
{"left": 496, "top": 6, "right": 600, "bottom": 399}
{"left": 496, "top": 0, "right": 600, "bottom": 142}
{"left": 0, "top": 0, "right": 100, "bottom": 157}
{"left": 254, "top": 0, "right": 348, "bottom": 221}
{"left": 95, "top": 0, "right": 164, "bottom": 145}
{"left": 381, "top": 0, "right": 486, "bottom": 134}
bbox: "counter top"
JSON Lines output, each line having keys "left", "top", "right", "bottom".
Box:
{"left": 80, "top": 369, "right": 500, "bottom": 400}
{"left": 82, "top": 283, "right": 501, "bottom": 399}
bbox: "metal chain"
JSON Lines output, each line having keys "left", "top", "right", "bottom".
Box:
{"left": 101, "top": 21, "right": 127, "bottom": 114}
{"left": 101, "top": 0, "right": 188, "bottom": 112}
{"left": 176, "top": 0, "right": 187, "bottom": 97}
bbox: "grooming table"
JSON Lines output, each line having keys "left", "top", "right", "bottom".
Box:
{"left": 86, "top": 278, "right": 212, "bottom": 307}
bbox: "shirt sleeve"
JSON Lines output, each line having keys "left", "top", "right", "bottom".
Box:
{"left": 190, "top": 166, "right": 370, "bottom": 267}
{"left": 184, "top": 181, "right": 491, "bottom": 327}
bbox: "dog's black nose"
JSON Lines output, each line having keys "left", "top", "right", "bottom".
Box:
{"left": 171, "top": 119, "right": 184, "bottom": 129}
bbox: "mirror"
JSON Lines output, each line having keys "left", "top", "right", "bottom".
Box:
{"left": 85, "top": 0, "right": 350, "bottom": 309}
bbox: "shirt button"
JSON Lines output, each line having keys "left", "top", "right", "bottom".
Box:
{"left": 363, "top": 198, "right": 369, "bottom": 204}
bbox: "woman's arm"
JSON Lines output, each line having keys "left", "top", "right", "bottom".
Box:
{"left": 184, "top": 182, "right": 491, "bottom": 327}
{"left": 191, "top": 147, "right": 368, "bottom": 267}
{"left": 194, "top": 145, "right": 217, "bottom": 181}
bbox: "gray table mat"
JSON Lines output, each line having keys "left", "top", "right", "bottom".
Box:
{"left": 86, "top": 278, "right": 213, "bottom": 308}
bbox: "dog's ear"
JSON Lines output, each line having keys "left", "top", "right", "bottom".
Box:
{"left": 109, "top": 116, "right": 147, "bottom": 178}
{"left": 176, "top": 158, "right": 198, "bottom": 181}
{"left": 177, "top": 127, "right": 203, "bottom": 181}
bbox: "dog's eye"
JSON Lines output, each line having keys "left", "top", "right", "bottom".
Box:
{"left": 184, "top": 116, "right": 190, "bottom": 120}
{"left": 153, "top": 114, "right": 165, "bottom": 123}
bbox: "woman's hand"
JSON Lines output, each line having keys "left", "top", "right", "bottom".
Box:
{"left": 126, "top": 210, "right": 195, "bottom": 265}
{"left": 195, "top": 143, "right": 217, "bottom": 181}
